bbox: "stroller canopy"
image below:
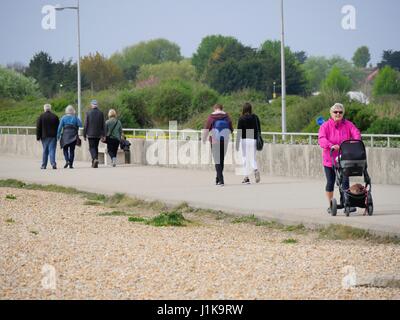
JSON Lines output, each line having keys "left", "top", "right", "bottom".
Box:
{"left": 340, "top": 140, "right": 366, "bottom": 161}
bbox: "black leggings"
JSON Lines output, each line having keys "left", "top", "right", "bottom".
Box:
{"left": 324, "top": 166, "right": 349, "bottom": 192}
{"left": 107, "top": 138, "right": 120, "bottom": 159}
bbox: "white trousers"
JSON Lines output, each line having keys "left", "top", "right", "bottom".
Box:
{"left": 241, "top": 138, "right": 258, "bottom": 176}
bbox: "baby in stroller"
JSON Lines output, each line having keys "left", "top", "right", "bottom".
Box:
{"left": 330, "top": 140, "right": 373, "bottom": 216}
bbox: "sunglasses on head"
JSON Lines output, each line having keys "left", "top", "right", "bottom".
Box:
{"left": 333, "top": 111, "right": 343, "bottom": 114}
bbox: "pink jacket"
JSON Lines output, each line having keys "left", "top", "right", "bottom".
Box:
{"left": 318, "top": 118, "right": 361, "bottom": 167}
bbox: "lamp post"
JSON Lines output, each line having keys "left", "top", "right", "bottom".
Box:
{"left": 280, "top": 0, "right": 287, "bottom": 140}
{"left": 55, "top": 0, "right": 81, "bottom": 121}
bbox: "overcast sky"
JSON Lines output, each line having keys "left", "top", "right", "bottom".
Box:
{"left": 1, "top": 0, "right": 399, "bottom": 66}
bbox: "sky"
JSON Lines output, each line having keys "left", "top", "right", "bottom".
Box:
{"left": 0, "top": 0, "right": 399, "bottom": 66}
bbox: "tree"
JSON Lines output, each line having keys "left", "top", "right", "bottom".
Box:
{"left": 200, "top": 37, "right": 262, "bottom": 94}
{"left": 294, "top": 51, "right": 308, "bottom": 64}
{"left": 352, "top": 46, "right": 371, "bottom": 68}
{"left": 81, "top": 52, "right": 124, "bottom": 91}
{"left": 259, "top": 40, "right": 307, "bottom": 96}
{"left": 205, "top": 59, "right": 243, "bottom": 94}
{"left": 192, "top": 35, "right": 241, "bottom": 76}
{"left": 0, "top": 66, "right": 40, "bottom": 100}
{"left": 25, "top": 52, "right": 55, "bottom": 97}
{"left": 53, "top": 59, "right": 82, "bottom": 93}
{"left": 378, "top": 50, "right": 400, "bottom": 71}
{"left": 111, "top": 39, "right": 182, "bottom": 80}
{"left": 303, "top": 55, "right": 363, "bottom": 92}
{"left": 372, "top": 66, "right": 400, "bottom": 96}
{"left": 24, "top": 52, "right": 85, "bottom": 97}
{"left": 136, "top": 60, "right": 196, "bottom": 83}
{"left": 322, "top": 66, "right": 352, "bottom": 92}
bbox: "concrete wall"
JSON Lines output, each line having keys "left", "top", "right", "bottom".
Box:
{"left": 1, "top": 134, "right": 399, "bottom": 184}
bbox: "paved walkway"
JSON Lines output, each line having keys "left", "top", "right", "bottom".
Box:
{"left": 0, "top": 155, "right": 399, "bottom": 236}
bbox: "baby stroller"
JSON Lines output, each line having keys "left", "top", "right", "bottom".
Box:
{"left": 330, "top": 140, "right": 373, "bottom": 216}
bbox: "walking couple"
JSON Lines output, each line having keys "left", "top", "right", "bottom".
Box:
{"left": 203, "top": 103, "right": 262, "bottom": 186}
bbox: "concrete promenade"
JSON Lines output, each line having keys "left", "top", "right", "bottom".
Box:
{"left": 0, "top": 155, "right": 399, "bottom": 236}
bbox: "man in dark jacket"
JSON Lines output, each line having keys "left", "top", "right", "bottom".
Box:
{"left": 36, "top": 104, "right": 60, "bottom": 169}
{"left": 202, "top": 104, "right": 233, "bottom": 186}
{"left": 83, "top": 100, "right": 105, "bottom": 168}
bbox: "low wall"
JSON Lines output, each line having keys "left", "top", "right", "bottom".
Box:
{"left": 1, "top": 134, "right": 399, "bottom": 185}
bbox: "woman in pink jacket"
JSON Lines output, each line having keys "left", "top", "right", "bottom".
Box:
{"left": 318, "top": 103, "right": 361, "bottom": 214}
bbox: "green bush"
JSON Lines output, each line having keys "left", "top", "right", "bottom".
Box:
{"left": 373, "top": 66, "right": 400, "bottom": 97}
{"left": 191, "top": 87, "right": 219, "bottom": 114}
{"left": 345, "top": 103, "right": 376, "bottom": 132}
{"left": 322, "top": 66, "right": 352, "bottom": 93}
{"left": 0, "top": 67, "right": 40, "bottom": 100}
{"left": 151, "top": 79, "right": 193, "bottom": 122}
{"left": 367, "top": 117, "right": 400, "bottom": 134}
{"left": 50, "top": 93, "right": 76, "bottom": 112}
{"left": 136, "top": 60, "right": 196, "bottom": 83}
{"left": 116, "top": 90, "right": 153, "bottom": 128}
{"left": 291, "top": 91, "right": 347, "bottom": 132}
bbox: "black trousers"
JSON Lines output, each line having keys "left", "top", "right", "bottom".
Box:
{"left": 88, "top": 138, "right": 100, "bottom": 161}
{"left": 324, "top": 166, "right": 350, "bottom": 192}
{"left": 211, "top": 141, "right": 228, "bottom": 183}
{"left": 107, "top": 138, "right": 120, "bottom": 159}
{"left": 63, "top": 142, "right": 76, "bottom": 165}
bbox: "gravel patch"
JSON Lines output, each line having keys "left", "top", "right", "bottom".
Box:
{"left": 1, "top": 187, "right": 399, "bottom": 300}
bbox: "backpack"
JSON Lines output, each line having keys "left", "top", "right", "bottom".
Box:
{"left": 212, "top": 117, "right": 230, "bottom": 141}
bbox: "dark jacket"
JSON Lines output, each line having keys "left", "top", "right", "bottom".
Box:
{"left": 237, "top": 114, "right": 261, "bottom": 140}
{"left": 36, "top": 111, "right": 60, "bottom": 141}
{"left": 83, "top": 107, "right": 105, "bottom": 139}
{"left": 203, "top": 111, "right": 234, "bottom": 144}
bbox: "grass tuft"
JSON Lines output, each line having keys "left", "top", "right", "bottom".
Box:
{"left": 319, "top": 224, "right": 371, "bottom": 241}
{"left": 282, "top": 238, "right": 298, "bottom": 244}
{"left": 146, "top": 211, "right": 189, "bottom": 227}
{"left": 84, "top": 200, "right": 103, "bottom": 206}
{"left": 5, "top": 194, "right": 17, "bottom": 200}
{"left": 283, "top": 224, "right": 306, "bottom": 233}
{"left": 99, "top": 211, "right": 135, "bottom": 217}
{"left": 128, "top": 216, "right": 147, "bottom": 223}
{"left": 232, "top": 214, "right": 260, "bottom": 224}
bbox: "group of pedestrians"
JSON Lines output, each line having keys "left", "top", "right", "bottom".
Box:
{"left": 37, "top": 98, "right": 363, "bottom": 213}
{"left": 202, "top": 101, "right": 363, "bottom": 215}
{"left": 36, "top": 100, "right": 124, "bottom": 169}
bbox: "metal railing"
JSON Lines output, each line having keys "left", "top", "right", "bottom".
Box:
{"left": 1, "top": 126, "right": 399, "bottom": 148}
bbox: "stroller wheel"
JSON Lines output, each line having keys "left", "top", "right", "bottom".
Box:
{"left": 344, "top": 206, "right": 350, "bottom": 217}
{"left": 330, "top": 198, "right": 337, "bottom": 216}
{"left": 367, "top": 194, "right": 373, "bottom": 216}
{"left": 367, "top": 203, "right": 374, "bottom": 216}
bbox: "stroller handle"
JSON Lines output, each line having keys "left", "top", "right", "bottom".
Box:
{"left": 330, "top": 146, "right": 337, "bottom": 168}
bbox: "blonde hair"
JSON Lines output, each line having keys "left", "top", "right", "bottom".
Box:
{"left": 65, "top": 105, "right": 75, "bottom": 115}
{"left": 330, "top": 103, "right": 345, "bottom": 114}
{"left": 43, "top": 104, "right": 51, "bottom": 112}
{"left": 108, "top": 109, "right": 117, "bottom": 118}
